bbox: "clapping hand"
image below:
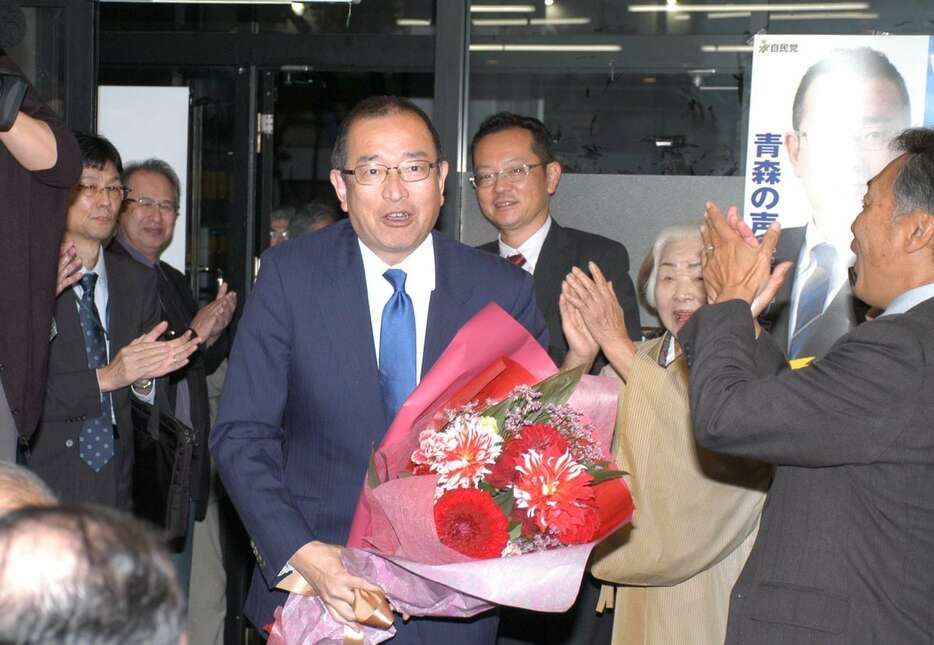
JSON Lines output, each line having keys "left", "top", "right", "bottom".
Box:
{"left": 97, "top": 321, "right": 201, "bottom": 392}
{"left": 701, "top": 201, "right": 792, "bottom": 316}
{"left": 55, "top": 239, "right": 82, "bottom": 296}
{"left": 190, "top": 281, "right": 237, "bottom": 347}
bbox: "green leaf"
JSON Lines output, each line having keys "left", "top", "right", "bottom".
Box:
{"left": 477, "top": 481, "right": 498, "bottom": 495}
{"left": 534, "top": 365, "right": 584, "bottom": 408}
{"left": 492, "top": 489, "right": 514, "bottom": 517}
{"left": 508, "top": 521, "right": 523, "bottom": 540}
{"left": 367, "top": 450, "right": 381, "bottom": 488}
{"left": 588, "top": 468, "right": 627, "bottom": 484}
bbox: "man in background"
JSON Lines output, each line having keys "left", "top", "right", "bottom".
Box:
{"left": 764, "top": 47, "right": 911, "bottom": 359}
{"left": 0, "top": 0, "right": 81, "bottom": 462}
{"left": 471, "top": 112, "right": 641, "bottom": 375}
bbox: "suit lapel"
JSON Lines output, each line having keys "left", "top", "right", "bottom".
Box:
{"left": 317, "top": 223, "right": 386, "bottom": 427}
{"left": 532, "top": 221, "right": 571, "bottom": 322}
{"left": 423, "top": 233, "right": 474, "bottom": 375}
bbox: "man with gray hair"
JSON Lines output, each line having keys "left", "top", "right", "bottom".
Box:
{"left": 0, "top": 504, "right": 186, "bottom": 644}
{"left": 0, "top": 460, "right": 55, "bottom": 514}
{"left": 684, "top": 127, "right": 934, "bottom": 642}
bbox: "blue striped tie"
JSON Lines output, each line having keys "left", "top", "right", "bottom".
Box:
{"left": 789, "top": 243, "right": 835, "bottom": 358}
{"left": 76, "top": 272, "right": 115, "bottom": 471}
{"left": 378, "top": 269, "right": 417, "bottom": 423}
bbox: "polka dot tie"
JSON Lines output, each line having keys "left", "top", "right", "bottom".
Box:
{"left": 77, "top": 272, "right": 114, "bottom": 472}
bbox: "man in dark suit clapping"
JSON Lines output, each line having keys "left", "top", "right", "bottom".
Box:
{"left": 471, "top": 113, "right": 641, "bottom": 377}
{"left": 683, "top": 128, "right": 934, "bottom": 643}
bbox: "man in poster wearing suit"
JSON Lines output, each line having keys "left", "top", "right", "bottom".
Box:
{"left": 211, "top": 96, "right": 547, "bottom": 642}
{"left": 471, "top": 113, "right": 641, "bottom": 373}
{"left": 683, "top": 128, "right": 934, "bottom": 643}
{"left": 470, "top": 112, "right": 639, "bottom": 645}
{"left": 763, "top": 47, "right": 911, "bottom": 359}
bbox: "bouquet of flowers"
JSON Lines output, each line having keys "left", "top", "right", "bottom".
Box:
{"left": 268, "top": 304, "right": 634, "bottom": 645}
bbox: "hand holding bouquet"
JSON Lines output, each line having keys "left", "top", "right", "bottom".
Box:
{"left": 269, "top": 304, "right": 634, "bottom": 644}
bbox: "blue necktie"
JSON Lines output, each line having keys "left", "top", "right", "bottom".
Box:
{"left": 789, "top": 243, "right": 836, "bottom": 358}
{"left": 76, "top": 272, "right": 115, "bottom": 471}
{"left": 378, "top": 269, "right": 416, "bottom": 422}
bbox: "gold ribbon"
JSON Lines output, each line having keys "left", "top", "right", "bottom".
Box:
{"left": 276, "top": 573, "right": 394, "bottom": 644}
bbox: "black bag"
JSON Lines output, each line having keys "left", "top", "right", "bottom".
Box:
{"left": 130, "top": 398, "right": 195, "bottom": 542}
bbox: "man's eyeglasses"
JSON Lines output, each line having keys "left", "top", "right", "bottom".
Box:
{"left": 126, "top": 196, "right": 178, "bottom": 215}
{"left": 340, "top": 160, "right": 438, "bottom": 185}
{"left": 468, "top": 162, "right": 547, "bottom": 189}
{"left": 76, "top": 184, "right": 128, "bottom": 201}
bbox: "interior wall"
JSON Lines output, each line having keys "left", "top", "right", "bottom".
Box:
{"left": 459, "top": 173, "right": 744, "bottom": 328}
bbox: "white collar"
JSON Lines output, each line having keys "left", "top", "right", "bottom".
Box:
{"left": 78, "top": 245, "right": 109, "bottom": 292}
{"left": 497, "top": 216, "right": 552, "bottom": 274}
{"left": 358, "top": 233, "right": 436, "bottom": 294}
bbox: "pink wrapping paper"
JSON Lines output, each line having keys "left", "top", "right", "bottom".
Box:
{"left": 272, "top": 304, "right": 634, "bottom": 645}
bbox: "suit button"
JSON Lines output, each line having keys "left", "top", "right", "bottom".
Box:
{"left": 9, "top": 408, "right": 18, "bottom": 415}
{"left": 65, "top": 439, "right": 74, "bottom": 448}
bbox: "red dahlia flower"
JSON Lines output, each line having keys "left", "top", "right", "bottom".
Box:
{"left": 512, "top": 446, "right": 598, "bottom": 541}
{"left": 487, "top": 424, "right": 570, "bottom": 488}
{"left": 434, "top": 488, "right": 510, "bottom": 559}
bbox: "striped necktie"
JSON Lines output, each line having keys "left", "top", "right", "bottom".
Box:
{"left": 789, "top": 243, "right": 836, "bottom": 358}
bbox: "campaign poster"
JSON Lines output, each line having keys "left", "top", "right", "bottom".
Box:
{"left": 743, "top": 35, "right": 930, "bottom": 359}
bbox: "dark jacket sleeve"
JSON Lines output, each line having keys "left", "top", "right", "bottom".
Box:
{"left": 679, "top": 300, "right": 921, "bottom": 467}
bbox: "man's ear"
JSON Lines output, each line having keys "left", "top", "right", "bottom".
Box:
{"left": 901, "top": 209, "right": 934, "bottom": 255}
{"left": 546, "top": 160, "right": 562, "bottom": 195}
{"left": 329, "top": 169, "right": 349, "bottom": 213}
{"left": 785, "top": 131, "right": 803, "bottom": 178}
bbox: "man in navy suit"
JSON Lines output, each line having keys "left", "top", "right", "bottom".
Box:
{"left": 211, "top": 96, "right": 547, "bottom": 642}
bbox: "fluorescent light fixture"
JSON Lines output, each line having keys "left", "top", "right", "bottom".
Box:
{"left": 699, "top": 85, "right": 739, "bottom": 90}
{"left": 470, "top": 4, "right": 536, "bottom": 12}
{"left": 529, "top": 17, "right": 592, "bottom": 25}
{"left": 473, "top": 17, "right": 592, "bottom": 26}
{"left": 706, "top": 11, "right": 752, "bottom": 19}
{"left": 473, "top": 18, "right": 529, "bottom": 25}
{"left": 630, "top": 2, "right": 869, "bottom": 12}
{"left": 770, "top": 11, "right": 879, "bottom": 19}
{"left": 687, "top": 68, "right": 717, "bottom": 74}
{"left": 396, "top": 18, "right": 432, "bottom": 26}
{"left": 470, "top": 43, "right": 622, "bottom": 52}
{"left": 701, "top": 44, "right": 754, "bottom": 52}
{"left": 117, "top": 0, "right": 359, "bottom": 3}
{"left": 671, "top": 13, "right": 691, "bottom": 20}
{"left": 655, "top": 139, "right": 674, "bottom": 147}
{"left": 545, "top": 0, "right": 555, "bottom": 5}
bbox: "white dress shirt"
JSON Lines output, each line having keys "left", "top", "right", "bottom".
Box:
{"left": 72, "top": 248, "right": 155, "bottom": 411}
{"left": 359, "top": 234, "right": 436, "bottom": 382}
{"left": 787, "top": 224, "right": 854, "bottom": 346}
{"left": 879, "top": 282, "right": 934, "bottom": 317}
{"left": 497, "top": 216, "right": 552, "bottom": 275}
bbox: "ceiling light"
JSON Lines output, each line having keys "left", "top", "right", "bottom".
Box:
{"left": 529, "top": 17, "right": 592, "bottom": 24}
{"left": 706, "top": 11, "right": 752, "bottom": 19}
{"left": 699, "top": 85, "right": 739, "bottom": 91}
{"left": 630, "top": 2, "right": 869, "bottom": 12}
{"left": 545, "top": 0, "right": 555, "bottom": 5}
{"left": 770, "top": 11, "right": 879, "bottom": 19}
{"left": 701, "top": 44, "right": 754, "bottom": 52}
{"left": 397, "top": 18, "right": 432, "bottom": 26}
{"left": 471, "top": 4, "right": 536, "bottom": 12}
{"left": 470, "top": 43, "right": 621, "bottom": 52}
{"left": 473, "top": 18, "right": 529, "bottom": 25}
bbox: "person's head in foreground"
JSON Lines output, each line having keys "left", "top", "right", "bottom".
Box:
{"left": 850, "top": 127, "right": 934, "bottom": 310}
{"left": 644, "top": 223, "right": 706, "bottom": 336}
{"left": 0, "top": 504, "right": 186, "bottom": 645}
{"left": 329, "top": 95, "right": 448, "bottom": 265}
{"left": 0, "top": 461, "right": 55, "bottom": 515}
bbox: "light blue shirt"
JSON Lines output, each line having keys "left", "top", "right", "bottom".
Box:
{"left": 879, "top": 282, "right": 934, "bottom": 317}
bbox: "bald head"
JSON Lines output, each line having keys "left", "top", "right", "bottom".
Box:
{"left": 0, "top": 461, "right": 55, "bottom": 515}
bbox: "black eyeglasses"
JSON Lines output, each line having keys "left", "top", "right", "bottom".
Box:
{"left": 468, "top": 162, "right": 547, "bottom": 189}
{"left": 340, "top": 160, "right": 439, "bottom": 185}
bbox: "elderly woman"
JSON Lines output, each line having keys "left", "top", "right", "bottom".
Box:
{"left": 559, "top": 223, "right": 772, "bottom": 645}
